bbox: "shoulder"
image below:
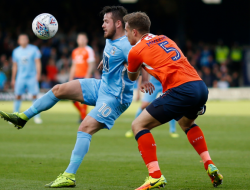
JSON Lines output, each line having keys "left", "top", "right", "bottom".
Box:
{"left": 72, "top": 48, "right": 78, "bottom": 54}
{"left": 118, "top": 36, "right": 132, "bottom": 51}
{"left": 86, "top": 45, "right": 94, "bottom": 51}
{"left": 29, "top": 44, "right": 40, "bottom": 51}
{"left": 28, "top": 44, "right": 37, "bottom": 49}
{"left": 128, "top": 46, "right": 140, "bottom": 59}
{"left": 13, "top": 46, "right": 21, "bottom": 52}
{"left": 119, "top": 36, "right": 130, "bottom": 45}
{"left": 13, "top": 48, "right": 18, "bottom": 54}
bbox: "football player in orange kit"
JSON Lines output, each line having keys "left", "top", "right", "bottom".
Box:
{"left": 123, "top": 12, "right": 223, "bottom": 190}
{"left": 69, "top": 33, "right": 95, "bottom": 122}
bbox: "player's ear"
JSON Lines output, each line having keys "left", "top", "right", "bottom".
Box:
{"left": 116, "top": 20, "right": 122, "bottom": 28}
{"left": 132, "top": 29, "right": 137, "bottom": 36}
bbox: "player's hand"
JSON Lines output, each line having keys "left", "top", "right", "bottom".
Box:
{"left": 97, "top": 60, "right": 103, "bottom": 71}
{"left": 124, "top": 63, "right": 128, "bottom": 69}
{"left": 140, "top": 81, "right": 155, "bottom": 95}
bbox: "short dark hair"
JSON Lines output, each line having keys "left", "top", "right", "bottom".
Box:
{"left": 123, "top": 12, "right": 151, "bottom": 34}
{"left": 100, "top": 6, "right": 128, "bottom": 28}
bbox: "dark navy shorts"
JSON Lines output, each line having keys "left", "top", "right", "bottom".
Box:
{"left": 146, "top": 80, "right": 208, "bottom": 124}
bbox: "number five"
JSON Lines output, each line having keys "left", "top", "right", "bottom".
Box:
{"left": 158, "top": 41, "right": 181, "bottom": 61}
{"left": 98, "top": 103, "right": 112, "bottom": 117}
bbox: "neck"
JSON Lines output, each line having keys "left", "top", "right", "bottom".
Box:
{"left": 135, "top": 33, "right": 149, "bottom": 44}
{"left": 78, "top": 45, "right": 86, "bottom": 48}
{"left": 21, "top": 44, "right": 28, "bottom": 48}
{"left": 111, "top": 29, "right": 125, "bottom": 41}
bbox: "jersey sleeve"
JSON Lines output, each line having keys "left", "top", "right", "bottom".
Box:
{"left": 127, "top": 48, "right": 142, "bottom": 73}
{"left": 12, "top": 50, "right": 17, "bottom": 63}
{"left": 34, "top": 46, "right": 41, "bottom": 59}
{"left": 86, "top": 46, "right": 95, "bottom": 63}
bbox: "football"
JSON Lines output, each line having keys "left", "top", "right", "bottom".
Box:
{"left": 32, "top": 13, "right": 58, "bottom": 40}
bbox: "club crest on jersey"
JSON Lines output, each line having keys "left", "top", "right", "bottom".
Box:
{"left": 111, "top": 46, "right": 116, "bottom": 55}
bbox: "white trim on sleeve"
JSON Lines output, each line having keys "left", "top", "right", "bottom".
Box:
{"left": 86, "top": 46, "right": 95, "bottom": 63}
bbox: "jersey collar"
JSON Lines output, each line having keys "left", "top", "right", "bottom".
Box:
{"left": 108, "top": 35, "right": 127, "bottom": 42}
{"left": 134, "top": 33, "right": 150, "bottom": 46}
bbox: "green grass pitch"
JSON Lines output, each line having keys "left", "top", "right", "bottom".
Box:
{"left": 0, "top": 100, "right": 250, "bottom": 190}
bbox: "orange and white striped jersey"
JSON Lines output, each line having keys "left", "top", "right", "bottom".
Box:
{"left": 72, "top": 46, "right": 95, "bottom": 78}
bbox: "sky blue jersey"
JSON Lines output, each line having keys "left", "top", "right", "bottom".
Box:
{"left": 101, "top": 36, "right": 135, "bottom": 104}
{"left": 150, "top": 75, "right": 162, "bottom": 89}
{"left": 12, "top": 44, "right": 41, "bottom": 80}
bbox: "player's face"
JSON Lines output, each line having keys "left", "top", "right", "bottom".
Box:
{"left": 77, "top": 35, "right": 88, "bottom": 47}
{"left": 125, "top": 23, "right": 136, "bottom": 45}
{"left": 18, "top": 35, "right": 29, "bottom": 47}
{"left": 102, "top": 13, "right": 116, "bottom": 39}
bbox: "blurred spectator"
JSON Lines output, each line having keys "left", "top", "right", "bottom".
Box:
{"left": 215, "top": 40, "right": 229, "bottom": 64}
{"left": 207, "top": 55, "right": 217, "bottom": 69}
{"left": 229, "top": 42, "right": 243, "bottom": 74}
{"left": 0, "top": 17, "right": 247, "bottom": 91}
{"left": 56, "top": 55, "right": 70, "bottom": 71}
{"left": 200, "top": 45, "right": 212, "bottom": 67}
{"left": 1, "top": 59, "right": 12, "bottom": 83}
{"left": 58, "top": 38, "right": 68, "bottom": 56}
{"left": 0, "top": 54, "right": 7, "bottom": 67}
{"left": 216, "top": 75, "right": 230, "bottom": 89}
{"left": 40, "top": 74, "right": 51, "bottom": 90}
{"left": 50, "top": 48, "right": 58, "bottom": 61}
{"left": 202, "top": 66, "right": 214, "bottom": 87}
{"left": 0, "top": 71, "right": 7, "bottom": 91}
{"left": 230, "top": 72, "right": 240, "bottom": 87}
{"left": 46, "top": 58, "right": 58, "bottom": 87}
{"left": 57, "top": 68, "right": 69, "bottom": 84}
{"left": 41, "top": 42, "right": 52, "bottom": 75}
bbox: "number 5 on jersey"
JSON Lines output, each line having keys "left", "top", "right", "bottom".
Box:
{"left": 158, "top": 41, "right": 181, "bottom": 61}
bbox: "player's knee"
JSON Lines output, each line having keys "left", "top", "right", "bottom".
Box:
{"left": 78, "top": 117, "right": 101, "bottom": 135}
{"left": 52, "top": 84, "right": 64, "bottom": 99}
{"left": 178, "top": 117, "right": 195, "bottom": 131}
{"left": 131, "top": 119, "right": 141, "bottom": 135}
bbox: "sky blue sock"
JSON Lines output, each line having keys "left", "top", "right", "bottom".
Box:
{"left": 32, "top": 99, "right": 41, "bottom": 118}
{"left": 169, "top": 119, "right": 176, "bottom": 133}
{"left": 135, "top": 107, "right": 142, "bottom": 118}
{"left": 23, "top": 90, "right": 60, "bottom": 119}
{"left": 65, "top": 131, "right": 92, "bottom": 174}
{"left": 14, "top": 100, "right": 21, "bottom": 112}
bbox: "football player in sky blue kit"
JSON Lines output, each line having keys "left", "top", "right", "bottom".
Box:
{"left": 125, "top": 75, "right": 179, "bottom": 138}
{"left": 0, "top": 6, "right": 135, "bottom": 188}
{"left": 11, "top": 34, "right": 42, "bottom": 124}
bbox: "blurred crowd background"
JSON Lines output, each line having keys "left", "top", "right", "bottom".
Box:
{"left": 0, "top": 0, "right": 250, "bottom": 92}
